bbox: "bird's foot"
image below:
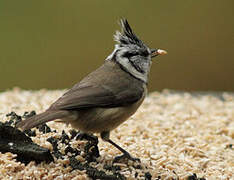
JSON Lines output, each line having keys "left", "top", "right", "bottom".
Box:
{"left": 76, "top": 132, "right": 98, "bottom": 144}
{"left": 113, "top": 152, "right": 141, "bottom": 163}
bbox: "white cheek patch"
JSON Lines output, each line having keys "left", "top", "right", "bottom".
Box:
{"left": 105, "top": 45, "right": 120, "bottom": 61}
{"left": 116, "top": 53, "right": 148, "bottom": 83}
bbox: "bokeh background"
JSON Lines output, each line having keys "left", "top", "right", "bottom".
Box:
{"left": 0, "top": 1, "right": 233, "bottom": 92}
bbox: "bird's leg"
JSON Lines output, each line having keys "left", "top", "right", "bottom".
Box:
{"left": 107, "top": 139, "right": 141, "bottom": 163}
{"left": 101, "top": 131, "right": 140, "bottom": 163}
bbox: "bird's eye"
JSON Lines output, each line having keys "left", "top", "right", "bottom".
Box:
{"left": 141, "top": 50, "right": 149, "bottom": 57}
{"left": 122, "top": 52, "right": 139, "bottom": 58}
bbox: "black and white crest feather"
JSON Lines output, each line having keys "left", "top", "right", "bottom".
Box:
{"left": 114, "top": 19, "right": 144, "bottom": 47}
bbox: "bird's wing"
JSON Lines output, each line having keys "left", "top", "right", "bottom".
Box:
{"left": 50, "top": 84, "right": 144, "bottom": 110}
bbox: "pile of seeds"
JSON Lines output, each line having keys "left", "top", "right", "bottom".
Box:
{"left": 0, "top": 88, "right": 233, "bottom": 179}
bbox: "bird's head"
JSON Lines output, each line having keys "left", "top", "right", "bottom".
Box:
{"left": 106, "top": 19, "right": 167, "bottom": 83}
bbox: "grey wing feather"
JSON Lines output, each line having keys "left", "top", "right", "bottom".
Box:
{"left": 50, "top": 84, "right": 143, "bottom": 110}
{"left": 49, "top": 61, "right": 145, "bottom": 111}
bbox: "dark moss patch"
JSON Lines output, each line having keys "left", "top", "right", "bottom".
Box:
{"left": 22, "top": 111, "right": 36, "bottom": 118}
{"left": 45, "top": 130, "right": 124, "bottom": 179}
{"left": 74, "top": 132, "right": 100, "bottom": 162}
{"left": 145, "top": 172, "right": 152, "bottom": 180}
{"left": 23, "top": 129, "right": 36, "bottom": 137}
{"left": 69, "top": 129, "right": 79, "bottom": 139}
{"left": 103, "top": 164, "right": 121, "bottom": 172}
{"left": 60, "top": 130, "right": 70, "bottom": 144}
{"left": 70, "top": 156, "right": 126, "bottom": 180}
{"left": 225, "top": 144, "right": 233, "bottom": 149}
{"left": 5, "top": 111, "right": 37, "bottom": 137}
{"left": 6, "top": 111, "right": 22, "bottom": 126}
{"left": 84, "top": 140, "right": 100, "bottom": 162}
{"left": 46, "top": 136, "right": 64, "bottom": 159}
{"left": 0, "top": 121, "right": 53, "bottom": 164}
{"left": 135, "top": 172, "right": 138, "bottom": 178}
{"left": 187, "top": 173, "right": 206, "bottom": 180}
{"left": 37, "top": 124, "right": 52, "bottom": 134}
{"left": 65, "top": 145, "right": 80, "bottom": 156}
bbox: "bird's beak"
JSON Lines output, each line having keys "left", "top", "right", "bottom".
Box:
{"left": 151, "top": 49, "right": 167, "bottom": 58}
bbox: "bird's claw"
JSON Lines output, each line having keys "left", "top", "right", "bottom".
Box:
{"left": 113, "top": 152, "right": 141, "bottom": 163}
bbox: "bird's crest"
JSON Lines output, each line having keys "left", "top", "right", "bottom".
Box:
{"left": 114, "top": 19, "right": 144, "bottom": 47}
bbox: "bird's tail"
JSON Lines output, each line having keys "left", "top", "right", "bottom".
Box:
{"left": 16, "top": 110, "right": 70, "bottom": 131}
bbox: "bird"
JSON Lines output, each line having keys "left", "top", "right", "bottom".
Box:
{"left": 16, "top": 18, "right": 167, "bottom": 162}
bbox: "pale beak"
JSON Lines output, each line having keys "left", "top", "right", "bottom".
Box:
{"left": 151, "top": 49, "right": 167, "bottom": 58}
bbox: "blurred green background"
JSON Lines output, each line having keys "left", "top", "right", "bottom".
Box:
{"left": 0, "top": 0, "right": 233, "bottom": 92}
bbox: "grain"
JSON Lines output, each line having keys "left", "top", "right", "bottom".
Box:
{"left": 0, "top": 88, "right": 233, "bottom": 179}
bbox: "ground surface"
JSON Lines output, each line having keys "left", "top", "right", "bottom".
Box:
{"left": 0, "top": 88, "right": 233, "bottom": 180}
